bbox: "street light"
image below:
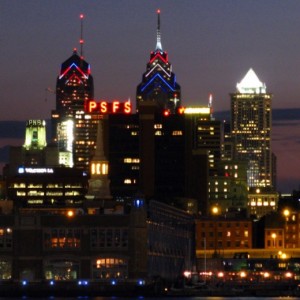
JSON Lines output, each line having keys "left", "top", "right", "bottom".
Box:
{"left": 283, "top": 209, "right": 290, "bottom": 218}
{"left": 283, "top": 208, "right": 290, "bottom": 248}
{"left": 211, "top": 206, "right": 220, "bottom": 216}
{"left": 211, "top": 205, "right": 220, "bottom": 258}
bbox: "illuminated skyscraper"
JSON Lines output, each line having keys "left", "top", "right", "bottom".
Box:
{"left": 136, "top": 10, "right": 181, "bottom": 114}
{"left": 230, "top": 68, "right": 274, "bottom": 188}
{"left": 51, "top": 49, "right": 98, "bottom": 171}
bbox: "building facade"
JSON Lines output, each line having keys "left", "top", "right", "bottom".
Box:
{"left": 195, "top": 216, "right": 253, "bottom": 254}
{"left": 0, "top": 199, "right": 194, "bottom": 284}
{"left": 230, "top": 68, "right": 274, "bottom": 189}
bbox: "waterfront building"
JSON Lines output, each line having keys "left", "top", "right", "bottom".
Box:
{"left": 0, "top": 199, "right": 194, "bottom": 284}
{"left": 136, "top": 10, "right": 181, "bottom": 114}
{"left": 230, "top": 69, "right": 275, "bottom": 189}
{"left": 195, "top": 215, "right": 253, "bottom": 254}
{"left": 282, "top": 209, "right": 300, "bottom": 249}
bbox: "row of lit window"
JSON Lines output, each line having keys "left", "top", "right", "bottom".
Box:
{"left": 200, "top": 230, "right": 249, "bottom": 238}
{"left": 199, "top": 222, "right": 249, "bottom": 228}
{"left": 12, "top": 184, "right": 83, "bottom": 188}
{"left": 123, "top": 158, "right": 140, "bottom": 163}
{"left": 250, "top": 201, "right": 276, "bottom": 206}
{"left": 124, "top": 179, "right": 137, "bottom": 184}
{"left": 211, "top": 181, "right": 228, "bottom": 186}
{"left": 17, "top": 191, "right": 81, "bottom": 196}
{"left": 200, "top": 240, "right": 249, "bottom": 248}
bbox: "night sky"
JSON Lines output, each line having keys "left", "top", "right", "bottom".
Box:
{"left": 1, "top": 0, "right": 300, "bottom": 192}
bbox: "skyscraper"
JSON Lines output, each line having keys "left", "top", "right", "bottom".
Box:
{"left": 51, "top": 49, "right": 98, "bottom": 171}
{"left": 230, "top": 68, "right": 274, "bottom": 188}
{"left": 136, "top": 10, "right": 181, "bottom": 114}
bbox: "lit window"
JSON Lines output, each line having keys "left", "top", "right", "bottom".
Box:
{"left": 172, "top": 131, "right": 182, "bottom": 136}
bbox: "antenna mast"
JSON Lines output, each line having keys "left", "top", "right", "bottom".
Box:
{"left": 156, "top": 9, "right": 162, "bottom": 51}
{"left": 79, "top": 14, "right": 84, "bottom": 58}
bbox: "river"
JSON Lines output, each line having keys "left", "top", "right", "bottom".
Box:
{"left": 0, "top": 297, "right": 296, "bottom": 300}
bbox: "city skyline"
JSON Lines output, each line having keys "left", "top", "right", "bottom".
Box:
{"left": 1, "top": 1, "right": 300, "bottom": 192}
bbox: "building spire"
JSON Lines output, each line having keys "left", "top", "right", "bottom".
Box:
{"left": 155, "top": 9, "right": 163, "bottom": 51}
{"left": 87, "top": 119, "right": 112, "bottom": 200}
{"left": 79, "top": 13, "right": 84, "bottom": 58}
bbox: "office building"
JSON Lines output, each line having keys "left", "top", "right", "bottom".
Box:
{"left": 5, "top": 120, "right": 88, "bottom": 209}
{"left": 51, "top": 49, "right": 99, "bottom": 171}
{"left": 248, "top": 187, "right": 279, "bottom": 218}
{"left": 99, "top": 101, "right": 209, "bottom": 214}
{"left": 136, "top": 10, "right": 181, "bottom": 114}
{"left": 7, "top": 120, "right": 59, "bottom": 177}
{"left": 230, "top": 68, "right": 274, "bottom": 188}
{"left": 184, "top": 105, "right": 221, "bottom": 177}
{"left": 208, "top": 160, "right": 248, "bottom": 213}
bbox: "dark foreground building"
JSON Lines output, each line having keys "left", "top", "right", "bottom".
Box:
{"left": 0, "top": 199, "right": 194, "bottom": 288}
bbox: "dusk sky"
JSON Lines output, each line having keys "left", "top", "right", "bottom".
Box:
{"left": 1, "top": 1, "right": 300, "bottom": 192}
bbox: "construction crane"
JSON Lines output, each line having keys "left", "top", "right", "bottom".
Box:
{"left": 45, "top": 87, "right": 55, "bottom": 102}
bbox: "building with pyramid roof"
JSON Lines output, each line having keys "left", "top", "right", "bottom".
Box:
{"left": 230, "top": 68, "right": 276, "bottom": 190}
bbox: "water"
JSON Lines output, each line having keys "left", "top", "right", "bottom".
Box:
{"left": 0, "top": 297, "right": 296, "bottom": 300}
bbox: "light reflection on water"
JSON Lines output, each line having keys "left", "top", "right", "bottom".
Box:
{"left": 0, "top": 297, "right": 296, "bottom": 300}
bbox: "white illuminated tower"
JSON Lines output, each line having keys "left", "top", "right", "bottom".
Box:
{"left": 230, "top": 68, "right": 274, "bottom": 188}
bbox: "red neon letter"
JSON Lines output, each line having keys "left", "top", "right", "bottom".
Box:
{"left": 112, "top": 101, "right": 120, "bottom": 113}
{"left": 100, "top": 101, "right": 108, "bottom": 113}
{"left": 88, "top": 101, "right": 97, "bottom": 113}
{"left": 124, "top": 101, "right": 131, "bottom": 114}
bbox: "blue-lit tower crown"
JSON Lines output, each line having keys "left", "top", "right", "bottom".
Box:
{"left": 136, "top": 10, "right": 181, "bottom": 114}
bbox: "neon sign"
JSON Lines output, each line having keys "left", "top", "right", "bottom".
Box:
{"left": 85, "top": 100, "right": 132, "bottom": 114}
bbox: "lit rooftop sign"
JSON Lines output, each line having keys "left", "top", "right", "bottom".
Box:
{"left": 86, "top": 100, "right": 132, "bottom": 114}
{"left": 26, "top": 120, "right": 46, "bottom": 127}
{"left": 18, "top": 167, "right": 54, "bottom": 174}
{"left": 183, "top": 107, "right": 211, "bottom": 114}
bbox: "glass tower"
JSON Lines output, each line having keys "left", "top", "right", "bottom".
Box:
{"left": 51, "top": 49, "right": 97, "bottom": 171}
{"left": 136, "top": 10, "right": 181, "bottom": 114}
{"left": 230, "top": 68, "right": 273, "bottom": 188}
